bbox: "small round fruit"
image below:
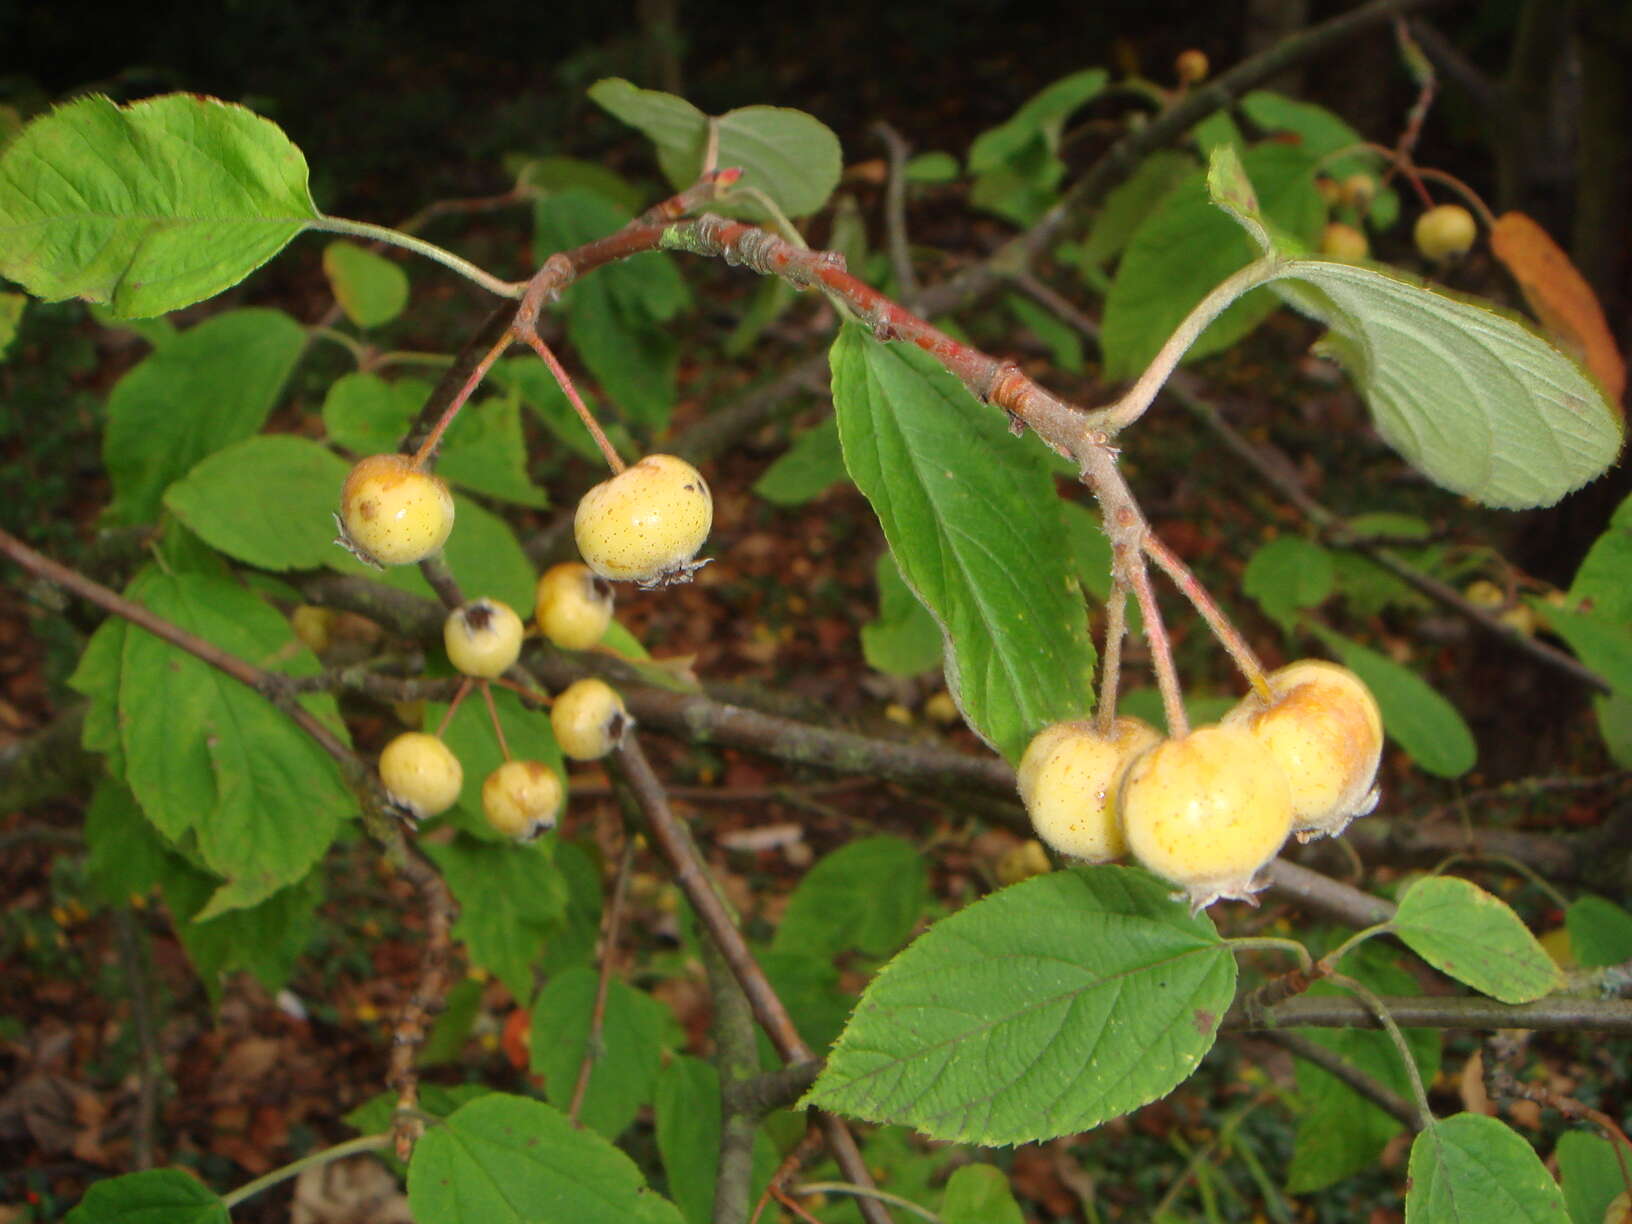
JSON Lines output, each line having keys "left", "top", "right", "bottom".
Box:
{"left": 290, "top": 605, "right": 335, "bottom": 655}
{"left": 444, "top": 598, "right": 525, "bottom": 679}
{"left": 996, "top": 839, "right": 1053, "bottom": 886}
{"left": 1174, "top": 49, "right": 1209, "bottom": 84}
{"left": 1223, "top": 660, "right": 1383, "bottom": 842}
{"left": 1017, "top": 717, "right": 1161, "bottom": 863}
{"left": 534, "top": 562, "right": 614, "bottom": 650}
{"left": 551, "top": 678, "right": 631, "bottom": 760}
{"left": 336, "top": 454, "right": 454, "bottom": 567}
{"left": 1606, "top": 1190, "right": 1632, "bottom": 1224}
{"left": 1320, "top": 222, "right": 1370, "bottom": 262}
{"left": 1119, "top": 724, "right": 1294, "bottom": 910}
{"left": 1340, "top": 172, "right": 1377, "bottom": 212}
{"left": 574, "top": 454, "right": 712, "bottom": 586}
{"left": 1413, "top": 203, "right": 1477, "bottom": 262}
{"left": 379, "top": 731, "right": 463, "bottom": 821}
{"left": 482, "top": 760, "right": 564, "bottom": 842}
{"left": 1315, "top": 177, "right": 1343, "bottom": 207}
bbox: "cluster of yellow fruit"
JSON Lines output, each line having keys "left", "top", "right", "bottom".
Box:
{"left": 1018, "top": 661, "right": 1383, "bottom": 910}
{"left": 334, "top": 447, "right": 714, "bottom": 842}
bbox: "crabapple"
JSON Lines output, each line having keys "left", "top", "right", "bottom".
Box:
{"left": 551, "top": 677, "right": 631, "bottom": 760}
{"left": 1016, "top": 716, "right": 1160, "bottom": 863}
{"left": 1223, "top": 660, "right": 1383, "bottom": 841}
{"left": 1119, "top": 724, "right": 1294, "bottom": 910}
{"left": 574, "top": 454, "right": 712, "bottom": 586}
{"left": 378, "top": 731, "right": 463, "bottom": 821}
{"left": 534, "top": 562, "right": 614, "bottom": 650}
{"left": 336, "top": 453, "right": 454, "bottom": 567}
{"left": 1414, "top": 204, "right": 1477, "bottom": 261}
{"left": 482, "top": 760, "right": 564, "bottom": 842}
{"left": 1320, "top": 222, "right": 1369, "bottom": 262}
{"left": 444, "top": 598, "right": 525, "bottom": 679}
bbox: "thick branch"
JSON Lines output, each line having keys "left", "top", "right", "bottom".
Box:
{"left": 1248, "top": 1029, "right": 1420, "bottom": 1131}
{"left": 1225, "top": 993, "right": 1632, "bottom": 1034}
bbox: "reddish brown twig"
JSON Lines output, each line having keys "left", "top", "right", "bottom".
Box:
{"left": 567, "top": 838, "right": 636, "bottom": 1125}
{"left": 388, "top": 850, "right": 459, "bottom": 1159}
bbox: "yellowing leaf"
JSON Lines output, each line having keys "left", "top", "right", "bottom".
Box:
{"left": 1490, "top": 211, "right": 1625, "bottom": 410}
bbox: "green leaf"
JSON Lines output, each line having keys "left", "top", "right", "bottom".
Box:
{"left": 84, "top": 779, "right": 178, "bottom": 905}
{"left": 65, "top": 1167, "right": 228, "bottom": 1224}
{"left": 1393, "top": 876, "right": 1562, "bottom": 1003}
{"left": 408, "top": 1093, "right": 681, "bottom": 1224}
{"left": 1079, "top": 149, "right": 1196, "bottom": 267}
{"left": 905, "top": 152, "right": 960, "bottom": 183}
{"left": 1004, "top": 292, "right": 1084, "bottom": 373}
{"left": 588, "top": 80, "right": 842, "bottom": 219}
{"left": 1243, "top": 536, "right": 1335, "bottom": 630}
{"left": 104, "top": 308, "right": 306, "bottom": 524}
{"left": 540, "top": 840, "right": 604, "bottom": 976}
{"left": 861, "top": 552, "right": 943, "bottom": 678}
{"left": 0, "top": 93, "right": 317, "bottom": 317}
{"left": 803, "top": 866, "right": 1235, "bottom": 1145}
{"left": 0, "top": 290, "right": 23, "bottom": 360}
{"left": 830, "top": 324, "right": 1096, "bottom": 762}
{"left": 162, "top": 867, "right": 321, "bottom": 999}
{"left": 1239, "top": 91, "right": 1378, "bottom": 180}
{"left": 530, "top": 967, "right": 676, "bottom": 1140}
{"left": 1594, "top": 693, "right": 1632, "bottom": 768}
{"left": 423, "top": 834, "right": 566, "bottom": 1002}
{"left": 1556, "top": 1130, "right": 1629, "bottom": 1224}
{"left": 1406, "top": 1114, "right": 1570, "bottom": 1223}
{"left": 321, "top": 371, "right": 425, "bottom": 454}
{"left": 119, "top": 569, "right": 350, "bottom": 909}
{"left": 759, "top": 949, "right": 853, "bottom": 1057}
{"left": 754, "top": 416, "right": 848, "bottom": 506}
{"left": 165, "top": 435, "right": 352, "bottom": 571}
{"left": 1101, "top": 144, "right": 1323, "bottom": 379}
{"left": 1269, "top": 260, "right": 1624, "bottom": 509}
{"left": 1530, "top": 603, "right": 1632, "bottom": 696}
{"left": 774, "top": 835, "right": 927, "bottom": 960}
{"left": 1317, "top": 631, "right": 1477, "bottom": 778}
{"left": 511, "top": 155, "right": 646, "bottom": 213}
{"left": 322, "top": 240, "right": 408, "bottom": 328}
{"left": 656, "top": 1056, "right": 723, "bottom": 1224}
{"left": 1564, "top": 895, "right": 1632, "bottom": 969}
{"left": 69, "top": 617, "right": 129, "bottom": 776}
{"left": 967, "top": 70, "right": 1108, "bottom": 173}
{"left": 940, "top": 1165, "right": 1025, "bottom": 1224}
{"left": 1569, "top": 491, "right": 1632, "bottom": 623}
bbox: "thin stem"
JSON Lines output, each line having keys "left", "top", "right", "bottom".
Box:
{"left": 792, "top": 1184, "right": 942, "bottom": 1224}
{"left": 1318, "top": 922, "right": 1392, "bottom": 972}
{"left": 1251, "top": 1031, "right": 1419, "bottom": 1130}
{"left": 1436, "top": 852, "right": 1571, "bottom": 911}
{"left": 219, "top": 1134, "right": 392, "bottom": 1210}
{"left": 516, "top": 329, "right": 625, "bottom": 473}
{"left": 434, "top": 677, "right": 473, "bottom": 737}
{"left": 1327, "top": 973, "right": 1433, "bottom": 1130}
{"left": 1123, "top": 543, "right": 1188, "bottom": 738}
{"left": 313, "top": 215, "right": 525, "bottom": 299}
{"left": 1143, "top": 532, "right": 1271, "bottom": 701}
{"left": 309, "top": 324, "right": 368, "bottom": 365}
{"left": 411, "top": 328, "right": 514, "bottom": 467}
{"left": 872, "top": 122, "right": 920, "bottom": 300}
{"left": 1095, "top": 572, "right": 1128, "bottom": 735}
{"left": 480, "top": 681, "right": 510, "bottom": 761}
{"left": 569, "top": 838, "right": 636, "bottom": 1125}
{"left": 1228, "top": 936, "right": 1314, "bottom": 973}
{"left": 1090, "top": 257, "right": 1283, "bottom": 435}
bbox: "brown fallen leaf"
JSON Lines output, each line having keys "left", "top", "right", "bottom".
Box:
{"left": 1489, "top": 211, "right": 1626, "bottom": 410}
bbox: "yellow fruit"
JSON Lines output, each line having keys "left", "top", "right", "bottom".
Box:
{"left": 444, "top": 598, "right": 525, "bottom": 678}
{"left": 1320, "top": 222, "right": 1370, "bottom": 262}
{"left": 996, "top": 839, "right": 1053, "bottom": 885}
{"left": 1175, "top": 49, "right": 1209, "bottom": 85}
{"left": 1120, "top": 724, "right": 1294, "bottom": 909}
{"left": 1414, "top": 203, "right": 1477, "bottom": 261}
{"left": 482, "top": 760, "right": 564, "bottom": 841}
{"left": 1606, "top": 1190, "right": 1632, "bottom": 1224}
{"left": 1223, "top": 660, "right": 1383, "bottom": 842}
{"left": 336, "top": 453, "right": 454, "bottom": 567}
{"left": 378, "top": 731, "right": 463, "bottom": 821}
{"left": 534, "top": 562, "right": 614, "bottom": 650}
{"left": 1017, "top": 717, "right": 1161, "bottom": 863}
{"left": 1340, "top": 173, "right": 1377, "bottom": 212}
{"left": 574, "top": 454, "right": 713, "bottom": 586}
{"left": 551, "top": 677, "right": 631, "bottom": 760}
{"left": 290, "top": 604, "right": 335, "bottom": 655}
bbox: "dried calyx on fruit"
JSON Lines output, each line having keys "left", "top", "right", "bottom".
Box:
{"left": 336, "top": 453, "right": 454, "bottom": 567}
{"left": 444, "top": 597, "right": 525, "bottom": 679}
{"left": 1017, "top": 716, "right": 1160, "bottom": 863}
{"left": 534, "top": 562, "right": 615, "bottom": 650}
{"left": 1120, "top": 723, "right": 1294, "bottom": 911}
{"left": 1413, "top": 203, "right": 1477, "bottom": 262}
{"left": 574, "top": 454, "right": 713, "bottom": 586}
{"left": 551, "top": 677, "right": 631, "bottom": 760}
{"left": 482, "top": 760, "right": 563, "bottom": 842}
{"left": 1223, "top": 659, "right": 1383, "bottom": 842}
{"left": 378, "top": 731, "right": 463, "bottom": 822}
